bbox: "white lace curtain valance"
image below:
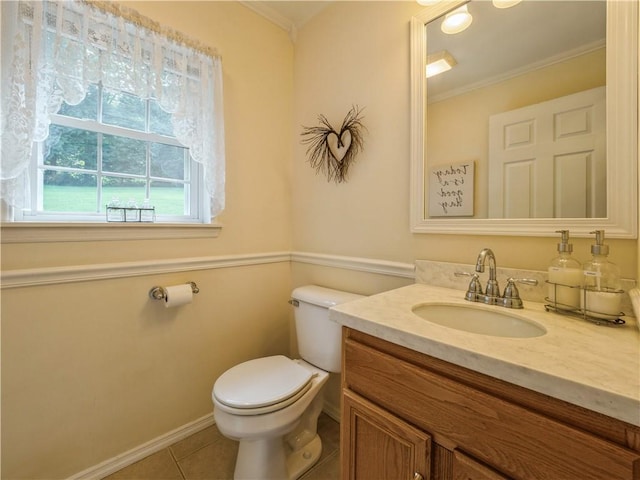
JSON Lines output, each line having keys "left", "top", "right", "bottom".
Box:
{"left": 0, "top": 0, "right": 225, "bottom": 218}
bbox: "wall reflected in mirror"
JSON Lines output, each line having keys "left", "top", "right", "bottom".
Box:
{"left": 425, "top": 0, "right": 606, "bottom": 219}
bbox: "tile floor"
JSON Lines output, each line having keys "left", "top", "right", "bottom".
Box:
{"left": 103, "top": 413, "right": 340, "bottom": 480}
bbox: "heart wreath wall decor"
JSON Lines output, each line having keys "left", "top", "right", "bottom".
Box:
{"left": 301, "top": 106, "right": 366, "bottom": 183}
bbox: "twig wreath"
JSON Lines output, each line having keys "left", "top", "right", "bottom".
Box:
{"left": 301, "top": 106, "right": 366, "bottom": 183}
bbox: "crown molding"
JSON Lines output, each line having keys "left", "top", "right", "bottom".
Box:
{"left": 240, "top": 1, "right": 295, "bottom": 32}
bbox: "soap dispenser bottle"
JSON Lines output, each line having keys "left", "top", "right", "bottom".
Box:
{"left": 548, "top": 230, "right": 582, "bottom": 310}
{"left": 581, "top": 230, "right": 622, "bottom": 320}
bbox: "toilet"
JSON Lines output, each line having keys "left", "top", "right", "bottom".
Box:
{"left": 212, "top": 285, "right": 363, "bottom": 480}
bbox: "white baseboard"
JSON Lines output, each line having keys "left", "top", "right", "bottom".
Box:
{"left": 68, "top": 414, "right": 215, "bottom": 480}
{"left": 70, "top": 406, "right": 341, "bottom": 479}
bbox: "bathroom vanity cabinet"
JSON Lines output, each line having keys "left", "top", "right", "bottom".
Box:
{"left": 340, "top": 328, "right": 640, "bottom": 480}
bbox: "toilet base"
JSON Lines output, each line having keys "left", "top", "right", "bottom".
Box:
{"left": 287, "top": 434, "right": 322, "bottom": 480}
{"left": 233, "top": 433, "right": 322, "bottom": 480}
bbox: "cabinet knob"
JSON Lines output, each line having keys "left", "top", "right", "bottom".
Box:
{"left": 413, "top": 473, "right": 424, "bottom": 480}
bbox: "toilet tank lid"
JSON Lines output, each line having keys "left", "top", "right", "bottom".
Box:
{"left": 291, "top": 285, "right": 364, "bottom": 308}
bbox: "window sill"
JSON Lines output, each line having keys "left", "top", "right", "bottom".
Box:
{"left": 0, "top": 222, "right": 222, "bottom": 243}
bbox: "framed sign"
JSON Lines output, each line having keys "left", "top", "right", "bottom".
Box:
{"left": 428, "top": 162, "right": 475, "bottom": 217}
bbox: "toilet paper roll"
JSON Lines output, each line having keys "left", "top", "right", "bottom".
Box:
{"left": 164, "top": 284, "right": 193, "bottom": 308}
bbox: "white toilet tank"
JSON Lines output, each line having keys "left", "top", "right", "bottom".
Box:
{"left": 291, "top": 285, "right": 364, "bottom": 373}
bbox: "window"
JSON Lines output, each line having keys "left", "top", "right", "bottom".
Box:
{"left": 22, "top": 84, "right": 203, "bottom": 222}
{"left": 1, "top": 1, "right": 225, "bottom": 225}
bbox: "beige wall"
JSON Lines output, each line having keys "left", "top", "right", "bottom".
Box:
{"left": 292, "top": 1, "right": 636, "bottom": 278}
{"left": 1, "top": 1, "right": 295, "bottom": 272}
{"left": 1, "top": 264, "right": 292, "bottom": 478}
{"left": 1, "top": 1, "right": 637, "bottom": 478}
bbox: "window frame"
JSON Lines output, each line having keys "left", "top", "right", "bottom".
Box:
{"left": 16, "top": 85, "right": 209, "bottom": 225}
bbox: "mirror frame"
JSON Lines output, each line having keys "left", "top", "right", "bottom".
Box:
{"left": 410, "top": 0, "right": 638, "bottom": 238}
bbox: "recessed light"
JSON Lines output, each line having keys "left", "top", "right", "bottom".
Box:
{"left": 441, "top": 5, "right": 473, "bottom": 35}
{"left": 426, "top": 51, "right": 457, "bottom": 78}
{"left": 492, "top": 0, "right": 522, "bottom": 9}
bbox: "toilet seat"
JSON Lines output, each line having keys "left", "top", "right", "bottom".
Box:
{"left": 213, "top": 356, "right": 315, "bottom": 415}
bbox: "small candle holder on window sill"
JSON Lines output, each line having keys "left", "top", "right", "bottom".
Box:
{"left": 544, "top": 281, "right": 625, "bottom": 326}
{"left": 106, "top": 205, "right": 156, "bottom": 223}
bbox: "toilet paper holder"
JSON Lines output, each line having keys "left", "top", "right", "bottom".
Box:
{"left": 149, "top": 282, "right": 200, "bottom": 301}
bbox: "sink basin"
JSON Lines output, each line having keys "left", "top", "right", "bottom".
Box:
{"left": 411, "top": 303, "right": 546, "bottom": 338}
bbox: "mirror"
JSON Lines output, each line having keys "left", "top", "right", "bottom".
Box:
{"left": 410, "top": 0, "right": 637, "bottom": 237}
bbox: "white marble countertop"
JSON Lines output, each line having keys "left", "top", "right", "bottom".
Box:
{"left": 330, "top": 283, "right": 640, "bottom": 426}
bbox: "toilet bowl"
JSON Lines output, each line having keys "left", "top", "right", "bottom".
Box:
{"left": 212, "top": 285, "right": 363, "bottom": 480}
{"left": 213, "top": 358, "right": 328, "bottom": 479}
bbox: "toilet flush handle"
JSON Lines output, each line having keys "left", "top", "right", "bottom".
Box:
{"left": 289, "top": 299, "right": 299, "bottom": 307}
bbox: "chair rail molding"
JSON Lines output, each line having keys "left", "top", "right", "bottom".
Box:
{"left": 1, "top": 252, "right": 291, "bottom": 289}
{"left": 1, "top": 252, "right": 416, "bottom": 289}
{"left": 291, "top": 251, "right": 415, "bottom": 279}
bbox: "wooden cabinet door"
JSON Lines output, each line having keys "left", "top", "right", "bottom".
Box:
{"left": 453, "top": 450, "right": 511, "bottom": 480}
{"left": 342, "top": 390, "right": 431, "bottom": 480}
{"left": 344, "top": 336, "right": 640, "bottom": 480}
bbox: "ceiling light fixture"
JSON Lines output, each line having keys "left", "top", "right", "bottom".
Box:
{"left": 416, "top": 0, "right": 440, "bottom": 5}
{"left": 426, "top": 51, "right": 457, "bottom": 78}
{"left": 492, "top": 0, "right": 522, "bottom": 8}
{"left": 441, "top": 5, "right": 473, "bottom": 35}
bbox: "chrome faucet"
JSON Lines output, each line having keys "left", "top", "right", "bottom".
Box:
{"left": 475, "top": 248, "right": 500, "bottom": 304}
{"left": 457, "top": 248, "right": 538, "bottom": 309}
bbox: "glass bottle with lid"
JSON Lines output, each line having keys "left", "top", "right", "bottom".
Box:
{"left": 581, "top": 230, "right": 622, "bottom": 319}
{"left": 547, "top": 230, "right": 582, "bottom": 310}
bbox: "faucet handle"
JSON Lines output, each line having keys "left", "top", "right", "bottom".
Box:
{"left": 454, "top": 271, "right": 474, "bottom": 278}
{"left": 455, "top": 271, "right": 483, "bottom": 302}
{"left": 502, "top": 278, "right": 522, "bottom": 308}
{"left": 511, "top": 277, "right": 539, "bottom": 287}
{"left": 501, "top": 278, "right": 538, "bottom": 309}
